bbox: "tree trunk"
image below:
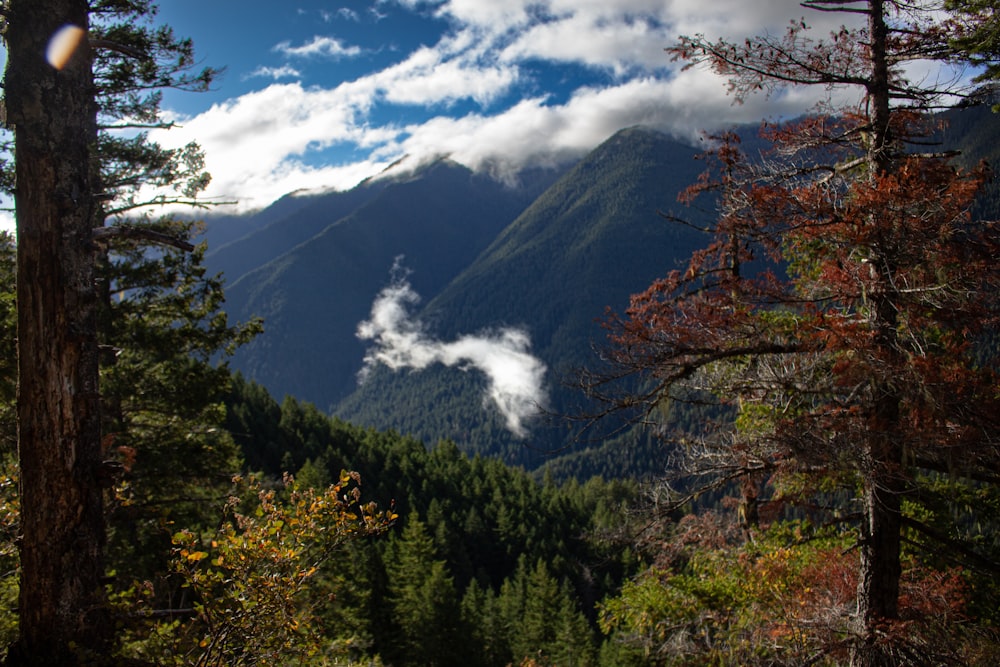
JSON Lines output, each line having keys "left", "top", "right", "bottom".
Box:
{"left": 853, "top": 431, "right": 904, "bottom": 667}
{"left": 850, "top": 4, "right": 905, "bottom": 665}
{"left": 4, "top": 1, "right": 111, "bottom": 663}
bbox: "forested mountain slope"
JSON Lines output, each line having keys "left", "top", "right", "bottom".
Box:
{"left": 221, "top": 374, "right": 643, "bottom": 666}
{"left": 335, "top": 127, "right": 711, "bottom": 470}
{"left": 204, "top": 182, "right": 387, "bottom": 287}
{"left": 211, "top": 160, "right": 561, "bottom": 408}
{"left": 206, "top": 107, "right": 1000, "bottom": 479}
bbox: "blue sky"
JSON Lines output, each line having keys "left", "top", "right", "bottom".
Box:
{"left": 138, "top": 0, "right": 864, "bottom": 215}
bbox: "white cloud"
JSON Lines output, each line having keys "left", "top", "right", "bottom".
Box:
{"left": 142, "top": 0, "right": 891, "bottom": 214}
{"left": 332, "top": 8, "right": 361, "bottom": 22}
{"left": 379, "top": 52, "right": 518, "bottom": 107}
{"left": 405, "top": 0, "right": 533, "bottom": 32}
{"left": 150, "top": 82, "right": 391, "bottom": 211}
{"left": 423, "top": 0, "right": 862, "bottom": 72}
{"left": 274, "top": 35, "right": 362, "bottom": 59}
{"left": 357, "top": 260, "right": 548, "bottom": 437}
{"left": 147, "top": 28, "right": 524, "bottom": 211}
{"left": 381, "top": 73, "right": 837, "bottom": 181}
{"left": 500, "top": 15, "right": 672, "bottom": 73}
{"left": 148, "top": 60, "right": 838, "bottom": 213}
{"left": 243, "top": 64, "right": 302, "bottom": 81}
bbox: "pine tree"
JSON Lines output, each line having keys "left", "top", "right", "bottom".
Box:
{"left": 100, "top": 224, "right": 259, "bottom": 590}
{"left": 946, "top": 0, "right": 1000, "bottom": 91}
{"left": 460, "top": 581, "right": 510, "bottom": 667}
{"left": 0, "top": 234, "right": 15, "bottom": 455}
{"left": 3, "top": 1, "right": 110, "bottom": 661}
{"left": 383, "top": 514, "right": 462, "bottom": 667}
{"left": 517, "top": 560, "right": 562, "bottom": 660}
{"left": 501, "top": 559, "right": 596, "bottom": 666}
{"left": 1, "top": 1, "right": 250, "bottom": 661}
{"left": 590, "top": 2, "right": 1000, "bottom": 664}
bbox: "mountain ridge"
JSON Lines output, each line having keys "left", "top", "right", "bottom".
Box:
{"left": 213, "top": 158, "right": 566, "bottom": 409}
{"left": 205, "top": 109, "right": 1000, "bottom": 479}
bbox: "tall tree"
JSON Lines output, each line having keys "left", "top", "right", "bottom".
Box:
{"left": 383, "top": 514, "right": 462, "bottom": 667}
{"left": 1, "top": 1, "right": 236, "bottom": 662}
{"left": 0, "top": 234, "right": 16, "bottom": 455}
{"left": 3, "top": 0, "right": 110, "bottom": 662}
{"left": 100, "top": 223, "right": 259, "bottom": 594}
{"left": 589, "top": 2, "right": 1000, "bottom": 665}
{"left": 86, "top": 1, "right": 257, "bottom": 598}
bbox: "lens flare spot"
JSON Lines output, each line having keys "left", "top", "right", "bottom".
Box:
{"left": 46, "top": 25, "right": 86, "bottom": 70}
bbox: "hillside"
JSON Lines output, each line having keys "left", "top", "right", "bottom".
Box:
{"left": 206, "top": 107, "right": 1000, "bottom": 479}
{"left": 210, "top": 159, "right": 563, "bottom": 408}
{"left": 333, "top": 126, "right": 713, "bottom": 471}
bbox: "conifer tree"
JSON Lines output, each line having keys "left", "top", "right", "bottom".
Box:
{"left": 1, "top": 1, "right": 251, "bottom": 662}
{"left": 460, "top": 582, "right": 510, "bottom": 667}
{"left": 946, "top": 0, "right": 1000, "bottom": 90}
{"left": 0, "top": 234, "right": 15, "bottom": 455}
{"left": 383, "top": 514, "right": 462, "bottom": 666}
{"left": 589, "top": 2, "right": 1000, "bottom": 664}
{"left": 3, "top": 1, "right": 110, "bottom": 661}
{"left": 100, "top": 226, "right": 259, "bottom": 589}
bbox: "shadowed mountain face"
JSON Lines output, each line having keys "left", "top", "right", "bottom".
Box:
{"left": 208, "top": 158, "right": 565, "bottom": 412}
{"left": 205, "top": 126, "right": 711, "bottom": 472}
{"left": 334, "top": 127, "right": 713, "bottom": 468}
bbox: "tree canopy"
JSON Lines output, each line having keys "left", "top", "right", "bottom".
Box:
{"left": 0, "top": 1, "right": 256, "bottom": 662}
{"left": 588, "top": 2, "right": 1000, "bottom": 664}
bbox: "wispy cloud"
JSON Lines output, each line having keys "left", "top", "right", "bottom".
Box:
{"left": 335, "top": 8, "right": 361, "bottom": 22}
{"left": 243, "top": 64, "right": 302, "bottom": 81}
{"left": 274, "top": 35, "right": 362, "bottom": 59}
{"left": 373, "top": 42, "right": 518, "bottom": 107}
{"left": 357, "top": 260, "right": 548, "bottom": 438}
{"left": 148, "top": 69, "right": 828, "bottom": 213}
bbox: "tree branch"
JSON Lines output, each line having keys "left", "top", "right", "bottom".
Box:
{"left": 901, "top": 515, "right": 1000, "bottom": 573}
{"left": 99, "top": 121, "right": 177, "bottom": 131}
{"left": 92, "top": 225, "right": 195, "bottom": 252}
{"left": 801, "top": 0, "right": 871, "bottom": 13}
{"left": 88, "top": 38, "right": 146, "bottom": 61}
{"left": 103, "top": 196, "right": 233, "bottom": 218}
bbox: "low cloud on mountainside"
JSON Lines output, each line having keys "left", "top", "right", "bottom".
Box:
{"left": 356, "top": 261, "right": 548, "bottom": 439}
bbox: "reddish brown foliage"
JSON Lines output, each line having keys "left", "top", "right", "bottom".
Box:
{"left": 592, "top": 3, "right": 1000, "bottom": 664}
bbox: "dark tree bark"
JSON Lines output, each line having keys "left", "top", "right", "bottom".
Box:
{"left": 3, "top": 0, "right": 111, "bottom": 663}
{"left": 851, "top": 3, "right": 905, "bottom": 663}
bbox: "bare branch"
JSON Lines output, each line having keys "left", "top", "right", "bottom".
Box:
{"left": 98, "top": 121, "right": 177, "bottom": 131}
{"left": 901, "top": 515, "right": 1000, "bottom": 574}
{"left": 88, "top": 38, "right": 145, "bottom": 61}
{"left": 103, "top": 195, "right": 234, "bottom": 218}
{"left": 801, "top": 2, "right": 871, "bottom": 15}
{"left": 91, "top": 225, "right": 195, "bottom": 252}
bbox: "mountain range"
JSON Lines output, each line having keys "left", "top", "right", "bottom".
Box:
{"left": 201, "top": 106, "right": 1000, "bottom": 480}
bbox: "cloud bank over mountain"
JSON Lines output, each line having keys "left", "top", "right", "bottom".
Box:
{"left": 148, "top": 0, "right": 866, "bottom": 214}
{"left": 356, "top": 261, "right": 548, "bottom": 438}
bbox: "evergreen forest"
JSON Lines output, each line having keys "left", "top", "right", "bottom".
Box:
{"left": 2, "top": 1, "right": 1000, "bottom": 666}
